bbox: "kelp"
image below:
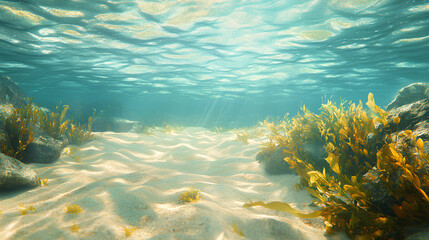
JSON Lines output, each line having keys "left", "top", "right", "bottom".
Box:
{"left": 65, "top": 116, "right": 94, "bottom": 145}
{"left": 232, "top": 221, "right": 244, "bottom": 237}
{"left": 40, "top": 178, "right": 48, "bottom": 186}
{"left": 179, "top": 187, "right": 202, "bottom": 204}
{"left": 65, "top": 204, "right": 82, "bottom": 214}
{"left": 38, "top": 103, "right": 69, "bottom": 139}
{"left": 19, "top": 205, "right": 36, "bottom": 215}
{"left": 70, "top": 223, "right": 79, "bottom": 233}
{"left": 123, "top": 226, "right": 137, "bottom": 237}
{"left": 234, "top": 128, "right": 249, "bottom": 144}
{"left": 0, "top": 99, "right": 93, "bottom": 162}
{"left": 248, "top": 93, "right": 429, "bottom": 239}
{"left": 244, "top": 201, "right": 322, "bottom": 218}
{"left": 0, "top": 99, "right": 34, "bottom": 160}
{"left": 159, "top": 122, "right": 180, "bottom": 134}
{"left": 39, "top": 103, "right": 94, "bottom": 145}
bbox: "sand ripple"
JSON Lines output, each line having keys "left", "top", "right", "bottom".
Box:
{"left": 0, "top": 128, "right": 347, "bottom": 240}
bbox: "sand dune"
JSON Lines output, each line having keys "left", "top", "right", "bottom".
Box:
{"left": 0, "top": 128, "right": 347, "bottom": 240}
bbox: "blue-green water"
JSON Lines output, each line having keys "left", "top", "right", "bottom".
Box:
{"left": 0, "top": 0, "right": 428, "bottom": 127}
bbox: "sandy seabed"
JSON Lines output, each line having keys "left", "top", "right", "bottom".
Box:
{"left": 0, "top": 128, "right": 348, "bottom": 240}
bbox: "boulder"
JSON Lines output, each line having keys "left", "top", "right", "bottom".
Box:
{"left": 362, "top": 167, "right": 400, "bottom": 216}
{"left": 0, "top": 75, "right": 28, "bottom": 128}
{"left": 0, "top": 153, "right": 40, "bottom": 190}
{"left": 92, "top": 117, "right": 142, "bottom": 132}
{"left": 21, "top": 131, "right": 64, "bottom": 164}
{"left": 256, "top": 148, "right": 296, "bottom": 175}
{"left": 386, "top": 82, "right": 429, "bottom": 111}
{"left": 386, "top": 98, "right": 429, "bottom": 141}
{"left": 0, "top": 75, "right": 28, "bottom": 107}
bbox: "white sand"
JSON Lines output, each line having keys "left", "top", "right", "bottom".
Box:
{"left": 0, "top": 128, "right": 348, "bottom": 240}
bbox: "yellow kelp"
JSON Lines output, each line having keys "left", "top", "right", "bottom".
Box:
{"left": 70, "top": 223, "right": 79, "bottom": 232}
{"left": 123, "top": 226, "right": 137, "bottom": 237}
{"left": 179, "top": 187, "right": 202, "bottom": 204}
{"left": 39, "top": 103, "right": 69, "bottom": 139}
{"left": 19, "top": 205, "right": 36, "bottom": 215}
{"left": 65, "top": 204, "right": 82, "bottom": 214}
{"left": 0, "top": 99, "right": 35, "bottom": 160}
{"left": 249, "top": 93, "right": 429, "bottom": 239}
{"left": 231, "top": 221, "right": 244, "bottom": 237}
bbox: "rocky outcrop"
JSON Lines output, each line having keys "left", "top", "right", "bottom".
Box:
{"left": 0, "top": 153, "right": 40, "bottom": 190}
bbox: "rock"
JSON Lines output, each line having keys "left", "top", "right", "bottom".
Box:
{"left": 386, "top": 82, "right": 429, "bottom": 111}
{"left": 0, "top": 75, "right": 28, "bottom": 107}
{"left": 256, "top": 148, "right": 296, "bottom": 175}
{"left": 0, "top": 153, "right": 40, "bottom": 190}
{"left": 386, "top": 98, "right": 429, "bottom": 141}
{"left": 363, "top": 84, "right": 429, "bottom": 217}
{"left": 0, "top": 76, "right": 29, "bottom": 128}
{"left": 130, "top": 123, "right": 151, "bottom": 134}
{"left": 21, "top": 132, "right": 64, "bottom": 163}
{"left": 92, "top": 117, "right": 142, "bottom": 132}
{"left": 362, "top": 167, "right": 400, "bottom": 216}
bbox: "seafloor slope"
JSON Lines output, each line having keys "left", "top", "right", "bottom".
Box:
{"left": 0, "top": 128, "right": 348, "bottom": 240}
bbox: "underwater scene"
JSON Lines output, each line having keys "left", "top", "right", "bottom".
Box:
{"left": 0, "top": 0, "right": 429, "bottom": 239}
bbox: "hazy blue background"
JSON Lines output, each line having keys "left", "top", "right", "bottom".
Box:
{"left": 0, "top": 0, "right": 428, "bottom": 127}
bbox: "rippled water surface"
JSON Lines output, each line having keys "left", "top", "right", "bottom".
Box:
{"left": 0, "top": 0, "right": 428, "bottom": 125}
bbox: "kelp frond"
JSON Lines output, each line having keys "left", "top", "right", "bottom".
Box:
{"left": 0, "top": 100, "right": 34, "bottom": 160}
{"left": 248, "top": 93, "right": 429, "bottom": 239}
{"left": 65, "top": 116, "right": 94, "bottom": 145}
{"left": 179, "top": 187, "right": 202, "bottom": 204}
{"left": 39, "top": 103, "right": 69, "bottom": 139}
{"left": 235, "top": 128, "right": 249, "bottom": 144}
{"left": 65, "top": 204, "right": 82, "bottom": 214}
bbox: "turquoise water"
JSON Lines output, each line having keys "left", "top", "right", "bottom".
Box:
{"left": 0, "top": 0, "right": 428, "bottom": 127}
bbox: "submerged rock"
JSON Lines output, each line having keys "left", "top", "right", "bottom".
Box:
{"left": 0, "top": 75, "right": 29, "bottom": 129}
{"left": 92, "top": 117, "right": 142, "bottom": 132}
{"left": 362, "top": 167, "right": 399, "bottom": 216}
{"left": 256, "top": 148, "right": 296, "bottom": 175}
{"left": 0, "top": 75, "right": 28, "bottom": 107}
{"left": 387, "top": 98, "right": 429, "bottom": 141}
{"left": 0, "top": 153, "right": 40, "bottom": 190}
{"left": 386, "top": 82, "right": 429, "bottom": 111}
{"left": 21, "top": 132, "right": 64, "bottom": 163}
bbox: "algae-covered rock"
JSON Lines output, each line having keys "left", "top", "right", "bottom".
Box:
{"left": 386, "top": 82, "right": 429, "bottom": 111}
{"left": 0, "top": 153, "right": 40, "bottom": 190}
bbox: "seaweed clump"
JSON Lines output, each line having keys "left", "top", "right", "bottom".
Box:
{"left": 0, "top": 99, "right": 36, "bottom": 160}
{"left": 38, "top": 103, "right": 94, "bottom": 145}
{"left": 0, "top": 99, "right": 94, "bottom": 161}
{"left": 38, "top": 103, "right": 69, "bottom": 139}
{"left": 179, "top": 187, "right": 202, "bottom": 204}
{"left": 65, "top": 116, "right": 94, "bottom": 145}
{"left": 248, "top": 93, "right": 429, "bottom": 239}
